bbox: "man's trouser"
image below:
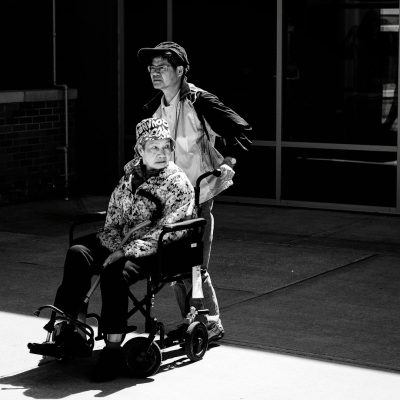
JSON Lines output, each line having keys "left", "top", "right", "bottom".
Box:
{"left": 172, "top": 199, "right": 221, "bottom": 322}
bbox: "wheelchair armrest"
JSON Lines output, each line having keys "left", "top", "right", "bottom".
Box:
{"left": 156, "top": 218, "right": 206, "bottom": 277}
{"left": 158, "top": 218, "right": 206, "bottom": 246}
{"left": 161, "top": 218, "right": 206, "bottom": 233}
{"left": 69, "top": 211, "right": 106, "bottom": 246}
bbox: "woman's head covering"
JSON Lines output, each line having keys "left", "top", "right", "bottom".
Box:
{"left": 134, "top": 117, "right": 175, "bottom": 156}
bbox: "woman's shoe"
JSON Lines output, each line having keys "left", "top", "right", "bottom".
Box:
{"left": 92, "top": 347, "right": 127, "bottom": 382}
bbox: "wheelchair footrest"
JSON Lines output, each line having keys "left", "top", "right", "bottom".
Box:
{"left": 28, "top": 335, "right": 93, "bottom": 359}
{"left": 28, "top": 342, "right": 65, "bottom": 359}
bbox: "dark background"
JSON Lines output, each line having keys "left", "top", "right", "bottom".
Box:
{"left": 0, "top": 0, "right": 272, "bottom": 196}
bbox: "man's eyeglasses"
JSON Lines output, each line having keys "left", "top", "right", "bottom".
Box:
{"left": 147, "top": 65, "right": 170, "bottom": 74}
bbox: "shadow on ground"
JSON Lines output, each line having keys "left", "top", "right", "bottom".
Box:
{"left": 0, "top": 342, "right": 223, "bottom": 399}
{"left": 0, "top": 351, "right": 151, "bottom": 399}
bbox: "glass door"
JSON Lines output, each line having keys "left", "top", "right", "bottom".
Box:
{"left": 281, "top": 0, "right": 399, "bottom": 209}
{"left": 172, "top": 0, "right": 277, "bottom": 199}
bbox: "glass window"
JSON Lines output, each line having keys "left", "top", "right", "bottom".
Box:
{"left": 282, "top": 147, "right": 396, "bottom": 206}
{"left": 283, "top": 0, "right": 399, "bottom": 146}
{"left": 224, "top": 147, "right": 276, "bottom": 198}
{"left": 173, "top": 0, "right": 276, "bottom": 141}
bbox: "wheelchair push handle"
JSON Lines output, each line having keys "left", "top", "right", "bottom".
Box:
{"left": 195, "top": 169, "right": 222, "bottom": 206}
{"left": 195, "top": 169, "right": 222, "bottom": 190}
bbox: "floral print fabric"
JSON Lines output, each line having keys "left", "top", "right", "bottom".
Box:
{"left": 97, "top": 161, "right": 196, "bottom": 258}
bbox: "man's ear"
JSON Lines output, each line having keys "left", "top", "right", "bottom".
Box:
{"left": 177, "top": 66, "right": 184, "bottom": 76}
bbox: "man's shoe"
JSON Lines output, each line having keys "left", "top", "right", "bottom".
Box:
{"left": 92, "top": 347, "right": 127, "bottom": 382}
{"left": 166, "top": 323, "right": 187, "bottom": 344}
{"left": 207, "top": 321, "right": 224, "bottom": 342}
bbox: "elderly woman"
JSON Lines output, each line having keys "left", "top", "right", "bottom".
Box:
{"left": 48, "top": 117, "right": 195, "bottom": 381}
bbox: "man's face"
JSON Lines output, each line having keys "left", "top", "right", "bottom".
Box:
{"left": 148, "top": 56, "right": 181, "bottom": 90}
{"left": 138, "top": 138, "right": 172, "bottom": 170}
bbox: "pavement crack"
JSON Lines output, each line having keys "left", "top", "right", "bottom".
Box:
{"left": 17, "top": 261, "right": 40, "bottom": 266}
{"left": 220, "top": 253, "right": 379, "bottom": 312}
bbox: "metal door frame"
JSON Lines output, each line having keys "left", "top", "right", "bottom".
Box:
{"left": 163, "top": 0, "right": 400, "bottom": 214}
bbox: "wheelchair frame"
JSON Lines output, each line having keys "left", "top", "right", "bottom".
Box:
{"left": 28, "top": 169, "right": 222, "bottom": 378}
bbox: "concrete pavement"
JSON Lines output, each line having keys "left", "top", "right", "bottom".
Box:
{"left": 1, "top": 196, "right": 400, "bottom": 399}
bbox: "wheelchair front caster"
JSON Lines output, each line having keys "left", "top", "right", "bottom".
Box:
{"left": 123, "top": 337, "right": 162, "bottom": 378}
{"left": 184, "top": 321, "right": 208, "bottom": 362}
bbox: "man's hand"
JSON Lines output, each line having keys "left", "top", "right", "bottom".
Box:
{"left": 103, "top": 249, "right": 124, "bottom": 267}
{"left": 219, "top": 163, "right": 235, "bottom": 181}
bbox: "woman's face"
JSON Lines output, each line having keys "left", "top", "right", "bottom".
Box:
{"left": 138, "top": 138, "right": 172, "bottom": 170}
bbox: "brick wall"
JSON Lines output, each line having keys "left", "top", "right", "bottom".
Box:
{"left": 0, "top": 89, "right": 77, "bottom": 204}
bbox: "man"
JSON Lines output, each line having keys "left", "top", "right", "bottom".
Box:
{"left": 137, "top": 41, "right": 252, "bottom": 341}
{"left": 31, "top": 117, "right": 196, "bottom": 381}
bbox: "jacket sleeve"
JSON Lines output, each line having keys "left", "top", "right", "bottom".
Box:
{"left": 97, "top": 179, "right": 126, "bottom": 252}
{"left": 121, "top": 173, "right": 195, "bottom": 258}
{"left": 195, "top": 90, "right": 253, "bottom": 158}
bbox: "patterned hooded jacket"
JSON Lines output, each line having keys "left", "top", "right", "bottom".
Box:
{"left": 97, "top": 160, "right": 196, "bottom": 259}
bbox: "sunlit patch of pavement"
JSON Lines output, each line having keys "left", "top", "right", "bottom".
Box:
{"left": 1, "top": 311, "right": 400, "bottom": 400}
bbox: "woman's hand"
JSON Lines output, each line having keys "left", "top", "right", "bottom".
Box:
{"left": 103, "top": 249, "right": 124, "bottom": 267}
{"left": 124, "top": 259, "right": 140, "bottom": 274}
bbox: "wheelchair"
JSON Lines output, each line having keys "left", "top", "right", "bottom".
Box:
{"left": 28, "top": 169, "right": 221, "bottom": 378}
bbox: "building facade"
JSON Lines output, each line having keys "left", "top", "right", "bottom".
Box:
{"left": 1, "top": 0, "right": 399, "bottom": 214}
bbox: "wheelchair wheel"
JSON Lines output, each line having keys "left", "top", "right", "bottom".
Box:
{"left": 123, "top": 337, "right": 162, "bottom": 378}
{"left": 184, "top": 321, "right": 208, "bottom": 362}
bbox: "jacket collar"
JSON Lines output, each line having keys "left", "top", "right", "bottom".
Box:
{"left": 179, "top": 78, "right": 191, "bottom": 99}
{"left": 143, "top": 77, "right": 192, "bottom": 112}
